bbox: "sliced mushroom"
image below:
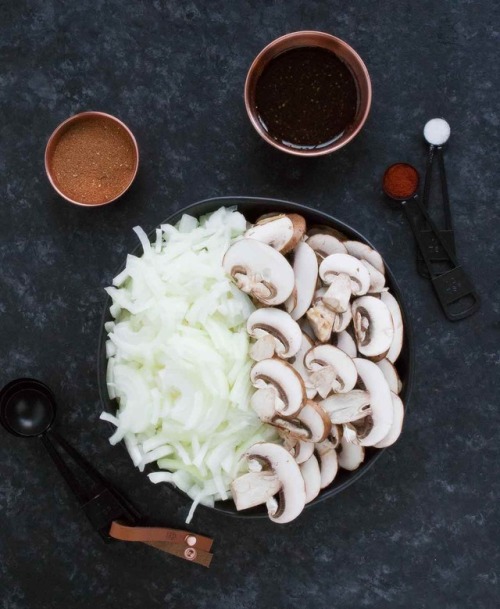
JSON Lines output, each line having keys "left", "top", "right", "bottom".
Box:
{"left": 344, "top": 240, "right": 385, "bottom": 275}
{"left": 332, "top": 308, "right": 352, "bottom": 333}
{"left": 321, "top": 390, "right": 372, "bottom": 424}
{"left": 337, "top": 435, "right": 365, "bottom": 471}
{"left": 250, "top": 358, "right": 306, "bottom": 416}
{"left": 332, "top": 330, "right": 357, "bottom": 358}
{"left": 300, "top": 454, "right": 322, "bottom": 503}
{"left": 244, "top": 213, "right": 306, "bottom": 254}
{"left": 285, "top": 241, "right": 318, "bottom": 320}
{"left": 304, "top": 344, "right": 357, "bottom": 398}
{"left": 281, "top": 433, "right": 315, "bottom": 464}
{"left": 295, "top": 401, "right": 331, "bottom": 442}
{"left": 319, "top": 253, "right": 371, "bottom": 297}
{"left": 353, "top": 358, "right": 393, "bottom": 446}
{"left": 322, "top": 272, "right": 352, "bottom": 313}
{"left": 223, "top": 238, "right": 295, "bottom": 305}
{"left": 307, "top": 225, "right": 349, "bottom": 241}
{"left": 247, "top": 308, "right": 302, "bottom": 361}
{"left": 242, "top": 442, "right": 306, "bottom": 523}
{"left": 361, "top": 260, "right": 386, "bottom": 293}
{"left": 231, "top": 471, "right": 281, "bottom": 511}
{"left": 374, "top": 392, "right": 405, "bottom": 448}
{"left": 376, "top": 359, "right": 402, "bottom": 394}
{"left": 352, "top": 296, "right": 394, "bottom": 359}
{"left": 289, "top": 332, "right": 317, "bottom": 399}
{"left": 306, "top": 233, "right": 347, "bottom": 258}
{"left": 298, "top": 318, "right": 315, "bottom": 341}
{"left": 380, "top": 292, "right": 404, "bottom": 363}
{"left": 315, "top": 438, "right": 338, "bottom": 488}
{"left": 329, "top": 424, "right": 342, "bottom": 449}
{"left": 253, "top": 394, "right": 330, "bottom": 443}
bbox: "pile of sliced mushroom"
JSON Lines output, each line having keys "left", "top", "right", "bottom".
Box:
{"left": 224, "top": 213, "right": 405, "bottom": 524}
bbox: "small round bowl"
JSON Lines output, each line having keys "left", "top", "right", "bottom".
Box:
{"left": 244, "top": 31, "right": 372, "bottom": 157}
{"left": 45, "top": 111, "right": 139, "bottom": 207}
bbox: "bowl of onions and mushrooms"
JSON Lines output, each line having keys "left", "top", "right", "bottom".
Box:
{"left": 99, "top": 197, "right": 413, "bottom": 525}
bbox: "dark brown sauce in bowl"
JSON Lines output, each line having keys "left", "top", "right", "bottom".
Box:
{"left": 254, "top": 46, "right": 358, "bottom": 150}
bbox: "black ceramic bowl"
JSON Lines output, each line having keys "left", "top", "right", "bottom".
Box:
{"left": 97, "top": 196, "right": 414, "bottom": 518}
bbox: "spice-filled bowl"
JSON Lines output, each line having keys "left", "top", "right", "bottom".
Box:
{"left": 245, "top": 31, "right": 371, "bottom": 157}
{"left": 45, "top": 111, "right": 139, "bottom": 207}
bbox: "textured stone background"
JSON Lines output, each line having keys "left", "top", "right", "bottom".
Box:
{"left": 0, "top": 1, "right": 499, "bottom": 608}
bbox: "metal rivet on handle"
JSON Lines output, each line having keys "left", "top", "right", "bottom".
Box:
{"left": 184, "top": 547, "right": 197, "bottom": 561}
{"left": 185, "top": 535, "right": 197, "bottom": 546}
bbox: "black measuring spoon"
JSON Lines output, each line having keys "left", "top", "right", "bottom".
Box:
{"left": 383, "top": 163, "right": 479, "bottom": 321}
{"left": 417, "top": 118, "right": 456, "bottom": 278}
{"left": 0, "top": 378, "right": 140, "bottom": 540}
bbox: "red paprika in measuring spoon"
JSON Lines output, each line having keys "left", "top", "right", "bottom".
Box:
{"left": 383, "top": 163, "right": 419, "bottom": 200}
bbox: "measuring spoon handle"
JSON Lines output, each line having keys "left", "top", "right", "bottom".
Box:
{"left": 402, "top": 198, "right": 480, "bottom": 321}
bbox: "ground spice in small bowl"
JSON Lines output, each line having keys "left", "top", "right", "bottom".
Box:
{"left": 46, "top": 113, "right": 138, "bottom": 206}
{"left": 382, "top": 163, "right": 420, "bottom": 200}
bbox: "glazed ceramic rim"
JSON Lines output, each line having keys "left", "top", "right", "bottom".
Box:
{"left": 244, "top": 31, "right": 372, "bottom": 157}
{"left": 44, "top": 111, "right": 139, "bottom": 208}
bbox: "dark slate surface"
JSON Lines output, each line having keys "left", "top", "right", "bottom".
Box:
{"left": 0, "top": 1, "right": 499, "bottom": 608}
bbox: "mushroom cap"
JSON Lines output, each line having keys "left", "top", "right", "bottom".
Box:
{"left": 281, "top": 433, "right": 315, "bottom": 464}
{"left": 285, "top": 241, "right": 319, "bottom": 321}
{"left": 376, "top": 359, "right": 402, "bottom": 394}
{"left": 270, "top": 400, "right": 331, "bottom": 443}
{"left": 329, "top": 424, "right": 342, "bottom": 449}
{"left": 247, "top": 308, "right": 302, "bottom": 359}
{"left": 332, "top": 330, "right": 357, "bottom": 358}
{"left": 353, "top": 358, "right": 393, "bottom": 446}
{"left": 361, "top": 260, "right": 386, "bottom": 293}
{"left": 380, "top": 292, "right": 404, "bottom": 363}
{"left": 307, "top": 225, "right": 349, "bottom": 242}
{"left": 297, "top": 401, "right": 331, "bottom": 443}
{"left": 319, "top": 253, "right": 371, "bottom": 295}
{"left": 290, "top": 332, "right": 317, "bottom": 399}
{"left": 338, "top": 435, "right": 365, "bottom": 471}
{"left": 305, "top": 344, "right": 358, "bottom": 394}
{"left": 245, "top": 213, "right": 306, "bottom": 254}
{"left": 332, "top": 308, "right": 353, "bottom": 333}
{"left": 245, "top": 442, "right": 306, "bottom": 524}
{"left": 250, "top": 358, "right": 306, "bottom": 416}
{"left": 315, "top": 438, "right": 339, "bottom": 488}
{"left": 374, "top": 392, "right": 405, "bottom": 448}
{"left": 352, "top": 296, "right": 394, "bottom": 359}
{"left": 344, "top": 240, "right": 385, "bottom": 275}
{"left": 299, "top": 454, "right": 322, "bottom": 503}
{"left": 306, "top": 233, "right": 347, "bottom": 258}
{"left": 223, "top": 238, "right": 295, "bottom": 305}
{"left": 298, "top": 318, "right": 315, "bottom": 341}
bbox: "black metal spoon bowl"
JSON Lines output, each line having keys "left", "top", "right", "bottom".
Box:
{"left": 0, "top": 378, "right": 56, "bottom": 437}
{"left": 97, "top": 196, "right": 415, "bottom": 518}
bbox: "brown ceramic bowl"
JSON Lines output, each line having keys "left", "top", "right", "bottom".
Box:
{"left": 244, "top": 31, "right": 372, "bottom": 157}
{"left": 45, "top": 111, "right": 139, "bottom": 207}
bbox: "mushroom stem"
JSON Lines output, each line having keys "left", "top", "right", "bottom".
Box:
{"left": 321, "top": 391, "right": 372, "bottom": 424}
{"left": 231, "top": 472, "right": 281, "bottom": 511}
{"left": 322, "top": 273, "right": 352, "bottom": 313}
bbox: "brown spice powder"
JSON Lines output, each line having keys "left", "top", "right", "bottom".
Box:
{"left": 51, "top": 116, "right": 136, "bottom": 204}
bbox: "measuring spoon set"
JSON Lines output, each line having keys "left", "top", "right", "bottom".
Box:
{"left": 383, "top": 118, "right": 480, "bottom": 321}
